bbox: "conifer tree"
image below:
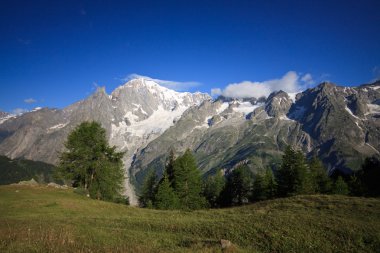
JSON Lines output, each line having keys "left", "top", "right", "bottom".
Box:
{"left": 139, "top": 169, "right": 157, "bottom": 208}
{"left": 332, "top": 176, "right": 349, "bottom": 195}
{"left": 154, "top": 174, "right": 180, "bottom": 210}
{"left": 203, "top": 170, "right": 225, "bottom": 208}
{"left": 172, "top": 149, "right": 206, "bottom": 210}
{"left": 359, "top": 156, "right": 380, "bottom": 196}
{"left": 57, "top": 121, "right": 124, "bottom": 201}
{"left": 252, "top": 172, "right": 267, "bottom": 201}
{"left": 166, "top": 149, "right": 176, "bottom": 185}
{"left": 220, "top": 165, "right": 253, "bottom": 206}
{"left": 309, "top": 157, "right": 332, "bottom": 194}
{"left": 277, "top": 146, "right": 310, "bottom": 197}
{"left": 264, "top": 168, "right": 277, "bottom": 199}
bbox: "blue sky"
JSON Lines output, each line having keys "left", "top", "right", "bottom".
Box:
{"left": 1, "top": 0, "right": 379, "bottom": 113}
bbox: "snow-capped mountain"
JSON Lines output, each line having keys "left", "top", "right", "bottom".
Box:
{"left": 0, "top": 111, "right": 18, "bottom": 125}
{"left": 0, "top": 78, "right": 379, "bottom": 205}
{"left": 130, "top": 81, "right": 380, "bottom": 186}
{"left": 0, "top": 78, "right": 210, "bottom": 205}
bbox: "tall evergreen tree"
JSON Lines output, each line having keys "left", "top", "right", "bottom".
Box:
{"left": 203, "top": 170, "right": 225, "bottom": 208}
{"left": 264, "top": 168, "right": 277, "bottom": 199}
{"left": 57, "top": 121, "right": 124, "bottom": 201}
{"left": 139, "top": 170, "right": 157, "bottom": 208}
{"left": 277, "top": 146, "right": 310, "bottom": 197}
{"left": 165, "top": 149, "right": 176, "bottom": 185}
{"left": 359, "top": 156, "right": 380, "bottom": 197}
{"left": 251, "top": 168, "right": 277, "bottom": 202}
{"left": 309, "top": 157, "right": 332, "bottom": 194}
{"left": 332, "top": 176, "right": 350, "bottom": 195}
{"left": 154, "top": 174, "right": 180, "bottom": 210}
{"left": 220, "top": 165, "right": 253, "bottom": 206}
{"left": 172, "top": 149, "right": 206, "bottom": 210}
{"left": 252, "top": 172, "right": 267, "bottom": 201}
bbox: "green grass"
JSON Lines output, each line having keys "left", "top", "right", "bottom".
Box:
{"left": 0, "top": 185, "right": 379, "bottom": 252}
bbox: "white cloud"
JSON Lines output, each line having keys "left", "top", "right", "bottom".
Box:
{"left": 301, "top": 73, "right": 315, "bottom": 86}
{"left": 24, "top": 98, "right": 37, "bottom": 104}
{"left": 212, "top": 71, "right": 313, "bottom": 98}
{"left": 11, "top": 108, "right": 28, "bottom": 115}
{"left": 125, "top": 74, "right": 201, "bottom": 91}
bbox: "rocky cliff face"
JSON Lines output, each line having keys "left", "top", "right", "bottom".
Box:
{"left": 0, "top": 79, "right": 379, "bottom": 203}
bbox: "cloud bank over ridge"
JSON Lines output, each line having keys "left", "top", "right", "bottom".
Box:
{"left": 211, "top": 71, "right": 315, "bottom": 98}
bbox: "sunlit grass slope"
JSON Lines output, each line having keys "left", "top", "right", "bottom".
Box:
{"left": 0, "top": 185, "right": 379, "bottom": 252}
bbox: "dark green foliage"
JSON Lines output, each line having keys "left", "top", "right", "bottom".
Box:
{"left": 220, "top": 165, "right": 253, "bottom": 206}
{"left": 359, "top": 156, "right": 380, "bottom": 196}
{"left": 57, "top": 121, "right": 125, "bottom": 202}
{"left": 348, "top": 174, "right": 365, "bottom": 196}
{"left": 203, "top": 170, "right": 225, "bottom": 208}
{"left": 252, "top": 172, "right": 267, "bottom": 201}
{"left": 0, "top": 155, "right": 57, "bottom": 185}
{"left": 148, "top": 149, "right": 206, "bottom": 210}
{"left": 277, "top": 146, "right": 312, "bottom": 197}
{"left": 154, "top": 174, "right": 180, "bottom": 210}
{"left": 264, "top": 168, "right": 277, "bottom": 199}
{"left": 139, "top": 169, "right": 157, "bottom": 208}
{"left": 349, "top": 156, "right": 380, "bottom": 197}
{"left": 166, "top": 149, "right": 176, "bottom": 185}
{"left": 252, "top": 168, "right": 278, "bottom": 202}
{"left": 332, "top": 176, "right": 350, "bottom": 195}
{"left": 309, "top": 157, "right": 332, "bottom": 194}
{"left": 172, "top": 149, "right": 206, "bottom": 210}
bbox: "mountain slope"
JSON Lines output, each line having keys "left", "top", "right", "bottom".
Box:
{"left": 131, "top": 81, "right": 380, "bottom": 188}
{"left": 0, "top": 79, "right": 379, "bottom": 202}
{"left": 0, "top": 78, "right": 210, "bottom": 204}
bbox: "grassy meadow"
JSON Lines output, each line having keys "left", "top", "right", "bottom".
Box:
{"left": 0, "top": 185, "right": 379, "bottom": 252}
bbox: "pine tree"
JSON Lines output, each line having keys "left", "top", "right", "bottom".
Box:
{"left": 309, "top": 157, "right": 332, "bottom": 194}
{"left": 154, "top": 174, "right": 180, "bottom": 210}
{"left": 57, "top": 121, "right": 124, "bottom": 202}
{"left": 220, "top": 165, "right": 253, "bottom": 206}
{"left": 348, "top": 174, "right": 365, "bottom": 196}
{"left": 139, "top": 169, "right": 157, "bottom": 208}
{"left": 277, "top": 146, "right": 296, "bottom": 196}
{"left": 172, "top": 149, "right": 206, "bottom": 210}
{"left": 252, "top": 172, "right": 267, "bottom": 201}
{"left": 203, "top": 170, "right": 225, "bottom": 208}
{"left": 264, "top": 168, "right": 277, "bottom": 199}
{"left": 277, "top": 146, "right": 310, "bottom": 197}
{"left": 360, "top": 156, "right": 380, "bottom": 197}
{"left": 166, "top": 149, "right": 176, "bottom": 185}
{"left": 332, "top": 176, "right": 349, "bottom": 195}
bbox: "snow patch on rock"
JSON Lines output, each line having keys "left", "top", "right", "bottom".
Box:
{"left": 49, "top": 122, "right": 68, "bottom": 130}
{"left": 232, "top": 102, "right": 261, "bottom": 115}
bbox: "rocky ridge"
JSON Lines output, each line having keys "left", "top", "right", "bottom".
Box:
{"left": 0, "top": 79, "right": 379, "bottom": 204}
{"left": 0, "top": 78, "right": 210, "bottom": 205}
